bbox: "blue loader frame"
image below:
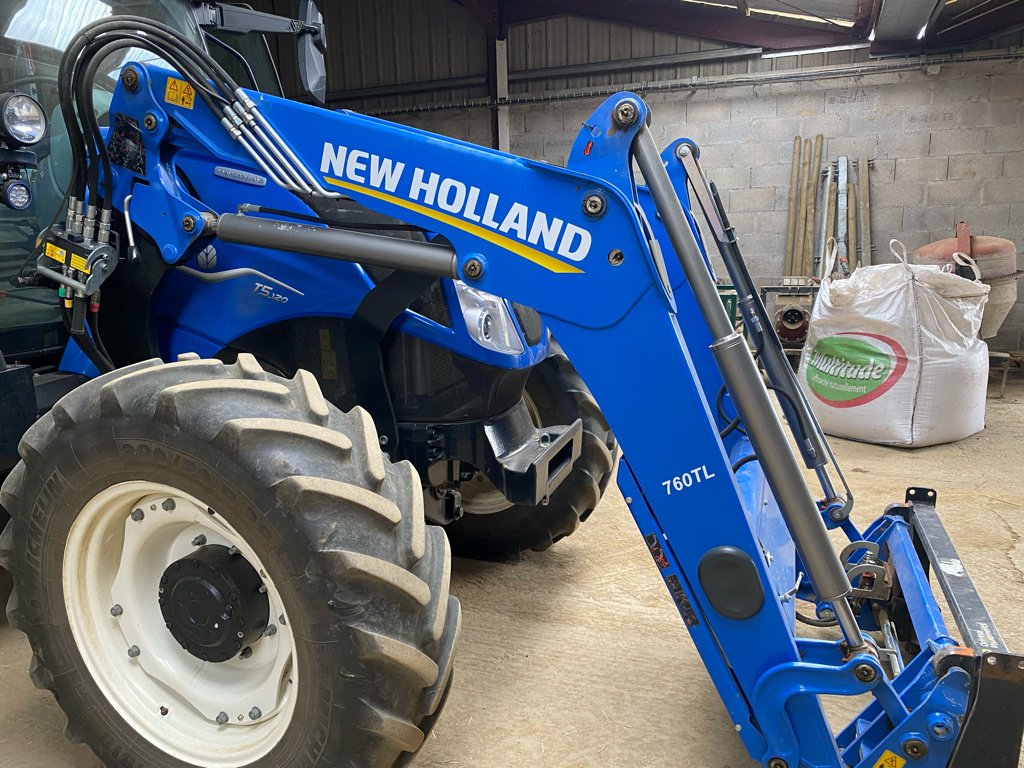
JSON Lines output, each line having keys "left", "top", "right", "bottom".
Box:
{"left": 52, "top": 61, "right": 1024, "bottom": 768}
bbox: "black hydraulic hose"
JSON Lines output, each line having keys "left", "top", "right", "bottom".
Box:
{"left": 766, "top": 383, "right": 818, "bottom": 444}
{"left": 76, "top": 38, "right": 226, "bottom": 205}
{"left": 60, "top": 302, "right": 114, "bottom": 374}
{"left": 74, "top": 32, "right": 234, "bottom": 202}
{"left": 717, "top": 385, "right": 746, "bottom": 438}
{"left": 796, "top": 610, "right": 838, "bottom": 628}
{"left": 61, "top": 15, "right": 243, "bottom": 203}
{"left": 86, "top": 310, "right": 113, "bottom": 366}
{"left": 203, "top": 31, "right": 259, "bottom": 91}
{"left": 732, "top": 453, "right": 759, "bottom": 473}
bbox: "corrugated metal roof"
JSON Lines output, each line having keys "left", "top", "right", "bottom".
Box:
{"left": 674, "top": 0, "right": 870, "bottom": 26}
{"left": 745, "top": 0, "right": 866, "bottom": 23}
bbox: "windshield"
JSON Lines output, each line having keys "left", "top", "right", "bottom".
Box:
{"left": 0, "top": 0, "right": 278, "bottom": 360}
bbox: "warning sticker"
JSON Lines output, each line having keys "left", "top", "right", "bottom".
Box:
{"left": 69, "top": 254, "right": 91, "bottom": 274}
{"left": 45, "top": 242, "right": 66, "bottom": 262}
{"left": 164, "top": 77, "right": 195, "bottom": 110}
{"left": 873, "top": 750, "right": 906, "bottom": 768}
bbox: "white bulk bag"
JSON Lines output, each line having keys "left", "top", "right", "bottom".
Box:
{"left": 798, "top": 241, "right": 990, "bottom": 447}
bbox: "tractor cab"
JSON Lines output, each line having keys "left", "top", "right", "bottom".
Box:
{"left": 0, "top": 0, "right": 319, "bottom": 363}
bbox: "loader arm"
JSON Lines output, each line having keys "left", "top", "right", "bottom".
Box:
{"left": 49, "top": 58, "right": 1024, "bottom": 768}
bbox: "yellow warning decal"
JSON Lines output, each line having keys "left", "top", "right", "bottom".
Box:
{"left": 164, "top": 77, "right": 195, "bottom": 110}
{"left": 45, "top": 242, "right": 66, "bottom": 262}
{"left": 873, "top": 750, "right": 906, "bottom": 768}
{"left": 70, "top": 254, "right": 91, "bottom": 274}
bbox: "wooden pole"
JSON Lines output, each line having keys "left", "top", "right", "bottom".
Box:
{"left": 784, "top": 136, "right": 802, "bottom": 276}
{"left": 858, "top": 156, "right": 872, "bottom": 267}
{"left": 847, "top": 182, "right": 858, "bottom": 271}
{"left": 800, "top": 134, "right": 823, "bottom": 276}
{"left": 792, "top": 138, "right": 811, "bottom": 276}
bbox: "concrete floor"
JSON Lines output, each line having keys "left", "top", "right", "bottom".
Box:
{"left": 0, "top": 379, "right": 1021, "bottom": 768}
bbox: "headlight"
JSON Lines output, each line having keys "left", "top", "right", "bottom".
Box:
{"left": 0, "top": 93, "right": 47, "bottom": 147}
{"left": 454, "top": 281, "right": 525, "bottom": 355}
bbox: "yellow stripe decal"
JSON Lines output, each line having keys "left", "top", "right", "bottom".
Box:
{"left": 323, "top": 175, "right": 583, "bottom": 275}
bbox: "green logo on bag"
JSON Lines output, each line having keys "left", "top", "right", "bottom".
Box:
{"left": 806, "top": 332, "right": 907, "bottom": 408}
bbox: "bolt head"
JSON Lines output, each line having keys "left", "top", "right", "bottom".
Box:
{"left": 902, "top": 737, "right": 928, "bottom": 759}
{"left": 143, "top": 113, "right": 158, "bottom": 131}
{"left": 216, "top": 711, "right": 229, "bottom": 725}
{"left": 192, "top": 534, "right": 207, "bottom": 547}
{"left": 181, "top": 217, "right": 196, "bottom": 234}
{"left": 130, "top": 508, "right": 145, "bottom": 522}
{"left": 986, "top": 655, "right": 998, "bottom": 666}
{"left": 464, "top": 258, "right": 484, "bottom": 280}
{"left": 379, "top": 435, "right": 389, "bottom": 446}
{"left": 159, "top": 706, "right": 169, "bottom": 716}
{"left": 676, "top": 144, "right": 691, "bottom": 159}
{"left": 767, "top": 758, "right": 788, "bottom": 768}
{"left": 608, "top": 249, "right": 625, "bottom": 266}
{"left": 162, "top": 497, "right": 177, "bottom": 511}
{"left": 110, "top": 604, "right": 123, "bottom": 617}
{"left": 854, "top": 663, "right": 877, "bottom": 683}
{"left": 121, "top": 68, "right": 140, "bottom": 91}
{"left": 248, "top": 707, "right": 262, "bottom": 721}
{"left": 264, "top": 624, "right": 277, "bottom": 638}
{"left": 583, "top": 193, "right": 606, "bottom": 218}
{"left": 240, "top": 646, "right": 254, "bottom": 660}
{"left": 830, "top": 508, "right": 845, "bottom": 521}
{"left": 613, "top": 99, "right": 639, "bottom": 128}
{"left": 128, "top": 645, "right": 141, "bottom": 659}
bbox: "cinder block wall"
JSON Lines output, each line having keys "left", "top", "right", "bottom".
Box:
{"left": 403, "top": 58, "right": 1024, "bottom": 350}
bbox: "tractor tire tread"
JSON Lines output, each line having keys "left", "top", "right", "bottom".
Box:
{"left": 0, "top": 354, "right": 458, "bottom": 767}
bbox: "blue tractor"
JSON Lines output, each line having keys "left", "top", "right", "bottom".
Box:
{"left": 0, "top": 6, "right": 1022, "bottom": 768}
{"left": 0, "top": 0, "right": 617, "bottom": 561}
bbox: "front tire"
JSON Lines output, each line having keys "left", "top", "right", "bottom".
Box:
{"left": 0, "top": 354, "right": 459, "bottom": 768}
{"left": 447, "top": 349, "right": 618, "bottom": 559}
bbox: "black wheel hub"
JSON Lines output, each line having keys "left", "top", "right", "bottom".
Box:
{"left": 158, "top": 544, "right": 269, "bottom": 663}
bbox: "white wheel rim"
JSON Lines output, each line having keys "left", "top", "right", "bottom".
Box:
{"left": 64, "top": 481, "right": 298, "bottom": 766}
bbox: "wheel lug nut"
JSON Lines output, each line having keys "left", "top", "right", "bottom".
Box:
{"left": 258, "top": 585, "right": 267, "bottom": 594}
{"left": 229, "top": 546, "right": 239, "bottom": 556}
{"left": 249, "top": 707, "right": 262, "bottom": 721}
{"left": 216, "top": 711, "right": 229, "bottom": 725}
{"left": 192, "top": 534, "right": 207, "bottom": 547}
{"left": 162, "top": 498, "right": 176, "bottom": 511}
{"left": 159, "top": 706, "right": 169, "bottom": 716}
{"left": 130, "top": 509, "right": 145, "bottom": 522}
{"left": 264, "top": 625, "right": 277, "bottom": 638}
{"left": 128, "top": 645, "right": 141, "bottom": 658}
{"left": 240, "top": 647, "right": 253, "bottom": 659}
{"left": 110, "top": 604, "right": 123, "bottom": 617}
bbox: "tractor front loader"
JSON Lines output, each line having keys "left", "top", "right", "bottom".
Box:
{"left": 0, "top": 12, "right": 1022, "bottom": 768}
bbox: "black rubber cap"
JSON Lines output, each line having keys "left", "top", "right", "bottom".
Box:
{"left": 697, "top": 545, "right": 765, "bottom": 621}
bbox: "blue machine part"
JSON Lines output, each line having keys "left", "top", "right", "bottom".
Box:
{"left": 85, "top": 63, "right": 1022, "bottom": 768}
{"left": 60, "top": 73, "right": 548, "bottom": 376}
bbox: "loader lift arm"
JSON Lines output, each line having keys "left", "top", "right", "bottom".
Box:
{"left": 44, "top": 29, "right": 1024, "bottom": 765}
